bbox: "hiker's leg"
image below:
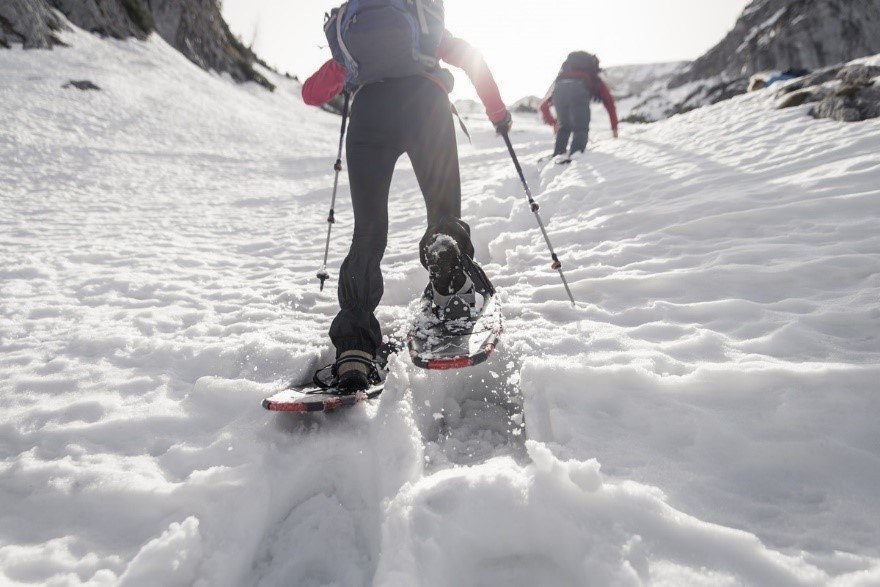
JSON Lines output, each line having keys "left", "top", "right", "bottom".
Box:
{"left": 551, "top": 81, "right": 579, "bottom": 156}
{"left": 404, "top": 78, "right": 475, "bottom": 267}
{"left": 569, "top": 98, "right": 592, "bottom": 154}
{"left": 329, "top": 89, "right": 403, "bottom": 358}
{"left": 554, "top": 126, "right": 572, "bottom": 156}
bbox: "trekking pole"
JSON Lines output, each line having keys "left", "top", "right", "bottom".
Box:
{"left": 316, "top": 92, "right": 351, "bottom": 292}
{"left": 500, "top": 130, "right": 576, "bottom": 306}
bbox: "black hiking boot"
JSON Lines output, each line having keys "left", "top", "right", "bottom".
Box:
{"left": 336, "top": 369, "right": 370, "bottom": 393}
{"left": 426, "top": 234, "right": 469, "bottom": 296}
{"left": 425, "top": 234, "right": 477, "bottom": 323}
{"left": 333, "top": 350, "right": 374, "bottom": 393}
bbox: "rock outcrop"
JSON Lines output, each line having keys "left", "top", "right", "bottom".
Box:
{"left": 776, "top": 63, "right": 880, "bottom": 122}
{"left": 0, "top": 0, "right": 272, "bottom": 90}
{"left": 510, "top": 96, "right": 542, "bottom": 114}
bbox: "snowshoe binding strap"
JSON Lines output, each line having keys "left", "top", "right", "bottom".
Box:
{"left": 461, "top": 255, "right": 495, "bottom": 296}
{"left": 312, "top": 356, "right": 382, "bottom": 390}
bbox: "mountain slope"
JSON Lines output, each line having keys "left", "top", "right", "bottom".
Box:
{"left": 2, "top": 26, "right": 880, "bottom": 586}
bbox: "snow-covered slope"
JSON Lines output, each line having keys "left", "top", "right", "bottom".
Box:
{"left": 603, "top": 62, "right": 687, "bottom": 100}
{"left": 597, "top": 62, "right": 687, "bottom": 122}
{"left": 2, "top": 28, "right": 880, "bottom": 586}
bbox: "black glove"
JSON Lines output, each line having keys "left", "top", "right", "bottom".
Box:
{"left": 493, "top": 110, "right": 512, "bottom": 135}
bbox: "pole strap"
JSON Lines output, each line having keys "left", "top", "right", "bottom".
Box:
{"left": 450, "top": 103, "right": 472, "bottom": 144}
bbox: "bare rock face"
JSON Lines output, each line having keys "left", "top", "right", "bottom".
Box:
{"left": 671, "top": 0, "right": 880, "bottom": 87}
{"left": 52, "top": 0, "right": 151, "bottom": 39}
{"left": 0, "top": 0, "right": 272, "bottom": 90}
{"left": 0, "top": 0, "right": 66, "bottom": 48}
{"left": 150, "top": 0, "right": 271, "bottom": 89}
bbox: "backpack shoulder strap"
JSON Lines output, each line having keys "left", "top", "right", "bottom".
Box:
{"left": 410, "top": 0, "right": 441, "bottom": 68}
{"left": 413, "top": 0, "right": 430, "bottom": 34}
{"left": 334, "top": 3, "right": 359, "bottom": 73}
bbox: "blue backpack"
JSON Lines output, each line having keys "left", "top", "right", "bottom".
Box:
{"left": 324, "top": 0, "right": 445, "bottom": 90}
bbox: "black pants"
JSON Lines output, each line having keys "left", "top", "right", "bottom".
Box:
{"left": 329, "top": 76, "right": 474, "bottom": 357}
{"left": 553, "top": 78, "right": 591, "bottom": 156}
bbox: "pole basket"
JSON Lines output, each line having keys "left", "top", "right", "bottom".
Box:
{"left": 317, "top": 269, "right": 330, "bottom": 291}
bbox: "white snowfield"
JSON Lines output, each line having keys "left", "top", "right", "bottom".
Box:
{"left": 2, "top": 28, "right": 880, "bottom": 587}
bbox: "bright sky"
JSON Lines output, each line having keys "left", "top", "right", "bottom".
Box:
{"left": 222, "top": 0, "right": 752, "bottom": 101}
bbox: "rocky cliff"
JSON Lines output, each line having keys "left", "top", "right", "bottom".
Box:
{"left": 622, "top": 0, "right": 880, "bottom": 122}
{"left": 0, "top": 0, "right": 272, "bottom": 89}
{"left": 671, "top": 0, "right": 880, "bottom": 87}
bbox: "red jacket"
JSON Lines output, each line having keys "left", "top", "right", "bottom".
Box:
{"left": 302, "top": 31, "right": 508, "bottom": 123}
{"left": 539, "top": 71, "right": 618, "bottom": 132}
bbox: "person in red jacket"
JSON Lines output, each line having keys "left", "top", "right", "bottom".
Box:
{"left": 302, "top": 28, "right": 511, "bottom": 391}
{"left": 539, "top": 51, "right": 618, "bottom": 158}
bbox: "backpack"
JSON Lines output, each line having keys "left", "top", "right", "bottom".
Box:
{"left": 561, "top": 51, "right": 600, "bottom": 77}
{"left": 325, "top": 0, "right": 445, "bottom": 90}
{"left": 556, "top": 51, "right": 601, "bottom": 101}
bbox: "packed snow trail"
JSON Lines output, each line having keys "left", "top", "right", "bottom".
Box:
{"left": 2, "top": 30, "right": 880, "bottom": 586}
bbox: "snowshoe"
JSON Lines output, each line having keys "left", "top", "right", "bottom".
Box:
{"left": 262, "top": 345, "right": 395, "bottom": 413}
{"left": 408, "top": 236, "right": 502, "bottom": 370}
{"left": 554, "top": 154, "right": 573, "bottom": 165}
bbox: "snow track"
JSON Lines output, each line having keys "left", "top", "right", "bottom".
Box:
{"left": 2, "top": 29, "right": 880, "bottom": 586}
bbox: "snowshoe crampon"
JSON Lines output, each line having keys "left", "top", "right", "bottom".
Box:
{"left": 407, "top": 289, "right": 503, "bottom": 370}
{"left": 410, "top": 243, "right": 502, "bottom": 370}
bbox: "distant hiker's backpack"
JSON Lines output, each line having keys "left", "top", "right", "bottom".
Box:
{"left": 325, "top": 0, "right": 445, "bottom": 90}
{"left": 561, "top": 51, "right": 600, "bottom": 77}
{"left": 557, "top": 51, "right": 601, "bottom": 100}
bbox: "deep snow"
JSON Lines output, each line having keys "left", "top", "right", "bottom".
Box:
{"left": 2, "top": 27, "right": 880, "bottom": 587}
